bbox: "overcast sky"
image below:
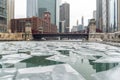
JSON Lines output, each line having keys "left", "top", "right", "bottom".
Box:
{"left": 15, "top": 0, "right": 96, "bottom": 28}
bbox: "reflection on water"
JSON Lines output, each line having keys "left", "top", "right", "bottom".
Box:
{"left": 57, "top": 50, "right": 70, "bottom": 56}
{"left": 89, "top": 60, "right": 118, "bottom": 72}
{"left": 59, "top": 50, "right": 119, "bottom": 80}
{"left": 16, "top": 56, "right": 64, "bottom": 68}
{"left": 0, "top": 56, "right": 64, "bottom": 69}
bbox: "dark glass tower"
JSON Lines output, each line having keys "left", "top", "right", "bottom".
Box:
{"left": 0, "top": 0, "right": 7, "bottom": 32}
{"left": 27, "top": 0, "right": 60, "bottom": 30}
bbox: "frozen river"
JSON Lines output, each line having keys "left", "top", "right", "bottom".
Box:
{"left": 0, "top": 40, "right": 120, "bottom": 80}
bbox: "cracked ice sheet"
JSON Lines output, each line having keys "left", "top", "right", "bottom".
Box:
{"left": 0, "top": 75, "right": 14, "bottom": 80}
{"left": 72, "top": 48, "right": 106, "bottom": 58}
{"left": 46, "top": 54, "right": 70, "bottom": 62}
{"left": 92, "top": 65, "right": 120, "bottom": 80}
{"left": 2, "top": 54, "right": 31, "bottom": 59}
{"left": 94, "top": 56, "right": 120, "bottom": 63}
{"left": 16, "top": 64, "right": 86, "bottom": 80}
{"left": 82, "top": 42, "right": 119, "bottom": 52}
{"left": 0, "top": 54, "right": 31, "bottom": 64}
{"left": 104, "top": 51, "right": 120, "bottom": 56}
{"left": 31, "top": 50, "right": 60, "bottom": 56}
{"left": 0, "top": 68, "right": 17, "bottom": 80}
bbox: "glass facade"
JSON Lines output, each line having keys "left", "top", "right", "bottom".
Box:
{"left": 27, "top": 0, "right": 60, "bottom": 29}
{"left": 37, "top": 0, "right": 56, "bottom": 24}
{"left": 109, "top": 0, "right": 118, "bottom": 32}
{"left": 60, "top": 3, "right": 70, "bottom": 32}
{"left": 0, "top": 0, "right": 7, "bottom": 19}
{"left": 27, "top": 0, "right": 38, "bottom": 17}
{"left": 96, "top": 0, "right": 103, "bottom": 32}
{"left": 0, "top": 0, "right": 7, "bottom": 32}
{"left": 102, "top": 0, "right": 109, "bottom": 32}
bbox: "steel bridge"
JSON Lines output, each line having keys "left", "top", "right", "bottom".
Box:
{"left": 32, "top": 33, "right": 89, "bottom": 40}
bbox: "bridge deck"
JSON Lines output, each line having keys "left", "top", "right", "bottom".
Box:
{"left": 32, "top": 33, "right": 89, "bottom": 40}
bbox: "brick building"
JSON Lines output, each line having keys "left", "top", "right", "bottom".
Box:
{"left": 11, "top": 12, "right": 57, "bottom": 34}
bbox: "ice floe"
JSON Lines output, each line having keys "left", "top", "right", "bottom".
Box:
{"left": 16, "top": 64, "right": 86, "bottom": 80}
{"left": 92, "top": 64, "right": 120, "bottom": 80}
{"left": 94, "top": 56, "right": 120, "bottom": 63}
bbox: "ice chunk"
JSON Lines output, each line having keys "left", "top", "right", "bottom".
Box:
{"left": 46, "top": 54, "right": 69, "bottom": 62}
{"left": 16, "top": 64, "right": 86, "bottom": 80}
{"left": 52, "top": 65, "right": 67, "bottom": 80}
{"left": 92, "top": 65, "right": 120, "bottom": 80}
{"left": 105, "top": 51, "right": 120, "bottom": 56}
{"left": 52, "top": 64, "right": 86, "bottom": 80}
{"left": 94, "top": 56, "right": 120, "bottom": 63}
{"left": 0, "top": 75, "right": 14, "bottom": 80}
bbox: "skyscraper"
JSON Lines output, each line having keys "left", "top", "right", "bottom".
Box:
{"left": 7, "top": 0, "right": 15, "bottom": 32}
{"left": 96, "top": 0, "right": 103, "bottom": 32}
{"left": 109, "top": 0, "right": 118, "bottom": 32}
{"left": 27, "top": 0, "right": 60, "bottom": 30}
{"left": 102, "top": 0, "right": 109, "bottom": 32}
{"left": 0, "top": 0, "right": 14, "bottom": 32}
{"left": 27, "top": 0, "right": 38, "bottom": 18}
{"left": 81, "top": 16, "right": 84, "bottom": 26}
{"left": 60, "top": 2, "right": 70, "bottom": 32}
{"left": 93, "top": 10, "right": 96, "bottom": 20}
{"left": 97, "top": 0, "right": 120, "bottom": 33}
{"left": 0, "top": 0, "right": 7, "bottom": 32}
{"left": 118, "top": 0, "right": 120, "bottom": 31}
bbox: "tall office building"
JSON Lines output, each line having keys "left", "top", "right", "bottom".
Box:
{"left": 96, "top": 0, "right": 103, "bottom": 32}
{"left": 118, "top": 0, "right": 120, "bottom": 31}
{"left": 93, "top": 10, "right": 96, "bottom": 20}
{"left": 109, "top": 0, "right": 118, "bottom": 32}
{"left": 0, "top": 0, "right": 14, "bottom": 32}
{"left": 81, "top": 16, "right": 84, "bottom": 26}
{"left": 27, "top": 0, "right": 37, "bottom": 18}
{"left": 102, "top": 0, "right": 109, "bottom": 32}
{"left": 27, "top": 0, "right": 60, "bottom": 30}
{"left": 7, "top": 0, "right": 15, "bottom": 32}
{"left": 0, "top": 0, "right": 7, "bottom": 32}
{"left": 97, "top": 0, "right": 120, "bottom": 33}
{"left": 60, "top": 2, "right": 70, "bottom": 32}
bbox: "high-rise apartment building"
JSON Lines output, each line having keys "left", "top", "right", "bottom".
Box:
{"left": 27, "top": 0, "right": 60, "bottom": 30}
{"left": 60, "top": 3, "right": 70, "bottom": 32}
{"left": 0, "top": 0, "right": 14, "bottom": 32}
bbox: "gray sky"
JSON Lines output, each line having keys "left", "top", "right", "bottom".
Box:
{"left": 15, "top": 0, "right": 96, "bottom": 28}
